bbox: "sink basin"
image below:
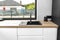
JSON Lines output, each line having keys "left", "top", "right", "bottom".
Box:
{"left": 27, "top": 21, "right": 42, "bottom": 25}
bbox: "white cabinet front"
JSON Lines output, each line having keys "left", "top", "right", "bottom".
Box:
{"left": 18, "top": 28, "right": 43, "bottom": 36}
{"left": 18, "top": 36, "right": 43, "bottom": 40}
{"left": 43, "top": 28, "right": 57, "bottom": 40}
{"left": 0, "top": 28, "right": 17, "bottom": 40}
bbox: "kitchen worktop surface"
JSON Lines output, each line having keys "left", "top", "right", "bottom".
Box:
{"left": 0, "top": 20, "right": 58, "bottom": 28}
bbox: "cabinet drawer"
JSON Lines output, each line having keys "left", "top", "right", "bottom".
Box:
{"left": 18, "top": 36, "right": 42, "bottom": 40}
{"left": 18, "top": 28, "right": 43, "bottom": 36}
{"left": 43, "top": 28, "right": 57, "bottom": 40}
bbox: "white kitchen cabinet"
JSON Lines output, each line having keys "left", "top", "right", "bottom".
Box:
{"left": 0, "top": 28, "right": 17, "bottom": 40}
{"left": 43, "top": 28, "right": 57, "bottom": 40}
{"left": 18, "top": 36, "right": 43, "bottom": 40}
{"left": 18, "top": 28, "right": 43, "bottom": 40}
{"left": 18, "top": 28, "right": 57, "bottom": 40}
{"left": 0, "top": 28, "right": 57, "bottom": 40}
{"left": 18, "top": 28, "right": 43, "bottom": 36}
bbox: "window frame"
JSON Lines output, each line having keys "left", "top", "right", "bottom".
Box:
{"left": 2, "top": 0, "right": 37, "bottom": 20}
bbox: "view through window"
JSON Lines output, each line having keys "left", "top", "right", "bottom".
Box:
{"left": 0, "top": 0, "right": 36, "bottom": 20}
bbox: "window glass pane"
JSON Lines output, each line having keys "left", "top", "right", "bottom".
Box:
{"left": 0, "top": 0, "right": 36, "bottom": 19}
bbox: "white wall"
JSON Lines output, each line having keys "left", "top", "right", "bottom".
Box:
{"left": 37, "top": 0, "right": 52, "bottom": 20}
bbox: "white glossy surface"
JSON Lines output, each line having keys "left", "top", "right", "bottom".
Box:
{"left": 18, "top": 28, "right": 43, "bottom": 36}
{"left": 43, "top": 28, "right": 57, "bottom": 40}
{"left": 0, "top": 28, "right": 17, "bottom": 40}
{"left": 18, "top": 36, "right": 43, "bottom": 40}
{"left": 0, "top": 28, "right": 57, "bottom": 40}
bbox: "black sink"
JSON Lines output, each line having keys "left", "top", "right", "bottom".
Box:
{"left": 27, "top": 21, "right": 42, "bottom": 25}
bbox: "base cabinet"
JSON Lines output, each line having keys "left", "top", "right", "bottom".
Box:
{"left": 43, "top": 28, "right": 57, "bottom": 40}
{"left": 0, "top": 28, "right": 57, "bottom": 40}
{"left": 18, "top": 36, "right": 42, "bottom": 40}
{"left": 0, "top": 28, "right": 17, "bottom": 40}
{"left": 18, "top": 28, "right": 57, "bottom": 40}
{"left": 18, "top": 28, "right": 43, "bottom": 36}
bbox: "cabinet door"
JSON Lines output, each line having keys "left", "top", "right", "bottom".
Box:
{"left": 0, "top": 28, "right": 17, "bottom": 40}
{"left": 18, "top": 28, "right": 43, "bottom": 36}
{"left": 44, "top": 28, "right": 57, "bottom": 40}
{"left": 18, "top": 36, "right": 42, "bottom": 40}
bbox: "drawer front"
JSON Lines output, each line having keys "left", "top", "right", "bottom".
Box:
{"left": 18, "top": 28, "right": 43, "bottom": 36}
{"left": 18, "top": 36, "right": 42, "bottom": 40}
{"left": 43, "top": 28, "right": 57, "bottom": 40}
